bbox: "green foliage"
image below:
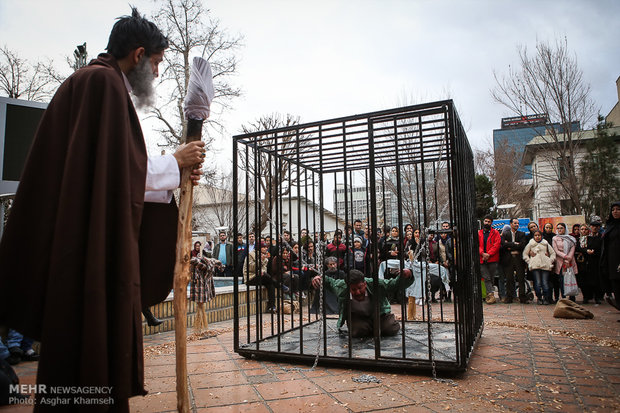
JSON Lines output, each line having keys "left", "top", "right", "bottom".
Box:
{"left": 580, "top": 116, "right": 620, "bottom": 218}
{"left": 475, "top": 174, "right": 495, "bottom": 221}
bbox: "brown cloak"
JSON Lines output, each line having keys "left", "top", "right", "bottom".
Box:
{"left": 0, "top": 54, "right": 176, "bottom": 411}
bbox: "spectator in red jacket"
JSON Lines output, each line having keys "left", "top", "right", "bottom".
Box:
{"left": 326, "top": 229, "right": 347, "bottom": 269}
{"left": 479, "top": 215, "right": 501, "bottom": 304}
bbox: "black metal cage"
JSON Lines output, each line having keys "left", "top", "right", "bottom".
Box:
{"left": 232, "top": 100, "right": 482, "bottom": 373}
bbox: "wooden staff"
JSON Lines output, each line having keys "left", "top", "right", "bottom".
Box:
{"left": 173, "top": 118, "right": 203, "bottom": 413}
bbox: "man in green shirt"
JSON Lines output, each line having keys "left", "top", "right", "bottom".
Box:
{"left": 311, "top": 268, "right": 413, "bottom": 337}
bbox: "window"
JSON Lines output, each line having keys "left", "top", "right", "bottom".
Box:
{"left": 557, "top": 156, "right": 572, "bottom": 180}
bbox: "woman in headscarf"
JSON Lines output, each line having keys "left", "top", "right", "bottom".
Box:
{"left": 542, "top": 222, "right": 556, "bottom": 245}
{"left": 191, "top": 241, "right": 203, "bottom": 258}
{"left": 575, "top": 224, "right": 589, "bottom": 302}
{"left": 601, "top": 201, "right": 620, "bottom": 311}
{"left": 552, "top": 223, "right": 578, "bottom": 302}
{"left": 405, "top": 228, "right": 421, "bottom": 258}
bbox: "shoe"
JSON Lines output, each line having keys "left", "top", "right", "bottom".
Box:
{"left": 502, "top": 297, "right": 513, "bottom": 304}
{"left": 605, "top": 295, "right": 619, "bottom": 310}
{"left": 542, "top": 298, "right": 550, "bottom": 305}
{"left": 268, "top": 306, "right": 277, "bottom": 314}
{"left": 537, "top": 299, "right": 543, "bottom": 305}
{"left": 582, "top": 300, "right": 590, "bottom": 305}
{"left": 22, "top": 350, "right": 40, "bottom": 361}
{"left": 143, "top": 309, "right": 163, "bottom": 327}
{"left": 485, "top": 294, "right": 496, "bottom": 304}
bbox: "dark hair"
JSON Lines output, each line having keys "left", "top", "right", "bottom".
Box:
{"left": 193, "top": 241, "right": 201, "bottom": 247}
{"left": 510, "top": 218, "right": 519, "bottom": 224}
{"left": 219, "top": 230, "right": 226, "bottom": 235}
{"left": 556, "top": 222, "right": 566, "bottom": 229}
{"left": 345, "top": 269, "right": 365, "bottom": 286}
{"left": 106, "top": 7, "right": 168, "bottom": 59}
{"left": 533, "top": 230, "right": 543, "bottom": 237}
{"left": 354, "top": 219, "right": 363, "bottom": 225}
{"left": 483, "top": 215, "right": 493, "bottom": 222}
{"left": 236, "top": 233, "right": 242, "bottom": 237}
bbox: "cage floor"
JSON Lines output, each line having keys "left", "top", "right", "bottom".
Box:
{"left": 240, "top": 318, "right": 457, "bottom": 362}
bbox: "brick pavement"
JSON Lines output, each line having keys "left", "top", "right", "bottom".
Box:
{"left": 2, "top": 298, "right": 619, "bottom": 412}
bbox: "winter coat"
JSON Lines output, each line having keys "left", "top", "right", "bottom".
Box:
{"left": 243, "top": 250, "right": 269, "bottom": 283}
{"left": 601, "top": 201, "right": 620, "bottom": 281}
{"left": 522, "top": 239, "right": 555, "bottom": 271}
{"left": 478, "top": 228, "right": 501, "bottom": 264}
{"left": 381, "top": 236, "right": 402, "bottom": 261}
{"left": 552, "top": 235, "right": 578, "bottom": 275}
{"left": 326, "top": 241, "right": 347, "bottom": 268}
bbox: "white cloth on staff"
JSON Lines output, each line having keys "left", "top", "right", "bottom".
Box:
{"left": 184, "top": 57, "right": 215, "bottom": 120}
{"left": 404, "top": 260, "right": 451, "bottom": 299}
{"left": 144, "top": 154, "right": 179, "bottom": 203}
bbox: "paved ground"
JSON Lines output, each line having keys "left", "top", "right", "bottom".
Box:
{"left": 2, "top": 297, "right": 619, "bottom": 412}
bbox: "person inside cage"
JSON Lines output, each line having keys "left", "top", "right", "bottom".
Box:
{"left": 311, "top": 268, "right": 413, "bottom": 338}
{"left": 310, "top": 257, "right": 345, "bottom": 315}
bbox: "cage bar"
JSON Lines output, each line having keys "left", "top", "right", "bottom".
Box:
{"left": 232, "top": 100, "right": 482, "bottom": 372}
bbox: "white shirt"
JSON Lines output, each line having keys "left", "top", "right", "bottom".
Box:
{"left": 122, "top": 72, "right": 180, "bottom": 203}
{"left": 144, "top": 154, "right": 179, "bottom": 203}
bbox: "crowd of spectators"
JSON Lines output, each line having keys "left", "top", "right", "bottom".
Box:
{"left": 479, "top": 201, "right": 620, "bottom": 311}
{"left": 188, "top": 201, "right": 620, "bottom": 323}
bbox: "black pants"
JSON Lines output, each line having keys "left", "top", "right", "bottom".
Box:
{"left": 348, "top": 313, "right": 400, "bottom": 338}
{"left": 612, "top": 279, "right": 620, "bottom": 306}
{"left": 246, "top": 275, "right": 275, "bottom": 308}
{"left": 503, "top": 255, "right": 526, "bottom": 301}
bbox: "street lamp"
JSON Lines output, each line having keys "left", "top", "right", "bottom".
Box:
{"left": 497, "top": 203, "right": 516, "bottom": 219}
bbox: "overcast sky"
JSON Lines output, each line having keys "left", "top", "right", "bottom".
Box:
{"left": 1, "top": 0, "right": 619, "bottom": 164}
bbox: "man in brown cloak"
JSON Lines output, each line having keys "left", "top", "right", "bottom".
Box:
{"left": 0, "top": 8, "right": 205, "bottom": 411}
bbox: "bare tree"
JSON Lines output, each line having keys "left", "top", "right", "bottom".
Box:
{"left": 192, "top": 170, "right": 248, "bottom": 233}
{"left": 473, "top": 146, "right": 494, "bottom": 178}
{"left": 0, "top": 46, "right": 62, "bottom": 102}
{"left": 150, "top": 0, "right": 242, "bottom": 151}
{"left": 239, "top": 113, "right": 316, "bottom": 232}
{"left": 492, "top": 38, "right": 597, "bottom": 214}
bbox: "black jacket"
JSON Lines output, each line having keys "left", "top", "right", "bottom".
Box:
{"left": 500, "top": 230, "right": 526, "bottom": 262}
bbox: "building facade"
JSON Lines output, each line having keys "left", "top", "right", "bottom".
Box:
{"left": 525, "top": 126, "right": 620, "bottom": 220}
